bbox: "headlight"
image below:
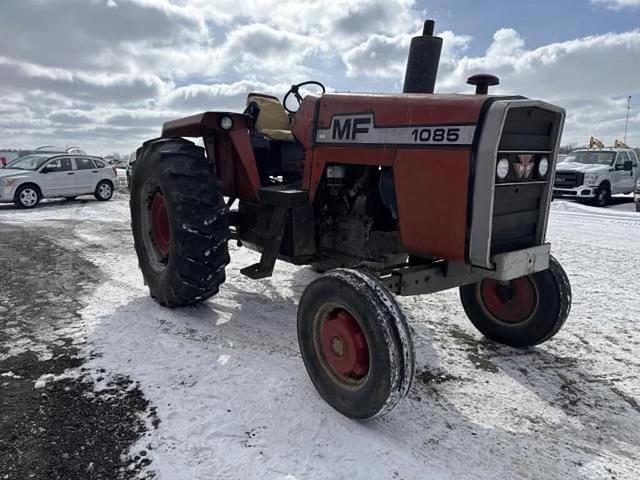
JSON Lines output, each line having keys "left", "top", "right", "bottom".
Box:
{"left": 584, "top": 173, "right": 598, "bottom": 186}
{"left": 220, "top": 116, "right": 233, "bottom": 130}
{"left": 538, "top": 157, "right": 549, "bottom": 177}
{"left": 0, "top": 177, "right": 17, "bottom": 186}
{"left": 496, "top": 158, "right": 510, "bottom": 180}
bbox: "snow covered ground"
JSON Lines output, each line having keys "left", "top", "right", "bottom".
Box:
{"left": 0, "top": 194, "right": 638, "bottom": 480}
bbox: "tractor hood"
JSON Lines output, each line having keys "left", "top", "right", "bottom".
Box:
{"left": 292, "top": 92, "right": 497, "bottom": 150}
{"left": 556, "top": 162, "right": 609, "bottom": 174}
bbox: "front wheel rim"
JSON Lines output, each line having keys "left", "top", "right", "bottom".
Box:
{"left": 316, "top": 305, "right": 370, "bottom": 386}
{"left": 479, "top": 277, "right": 538, "bottom": 324}
{"left": 599, "top": 190, "right": 607, "bottom": 204}
{"left": 20, "top": 189, "right": 37, "bottom": 206}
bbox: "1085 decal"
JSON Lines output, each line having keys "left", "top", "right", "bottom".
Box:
{"left": 410, "top": 127, "right": 461, "bottom": 143}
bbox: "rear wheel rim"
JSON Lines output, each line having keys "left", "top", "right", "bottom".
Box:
{"left": 316, "top": 306, "right": 370, "bottom": 385}
{"left": 140, "top": 179, "right": 170, "bottom": 272}
{"left": 99, "top": 183, "right": 112, "bottom": 199}
{"left": 150, "top": 193, "right": 170, "bottom": 258}
{"left": 479, "top": 277, "right": 538, "bottom": 324}
{"left": 20, "top": 188, "right": 38, "bottom": 207}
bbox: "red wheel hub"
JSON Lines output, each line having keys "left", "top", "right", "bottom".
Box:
{"left": 480, "top": 277, "right": 537, "bottom": 323}
{"left": 150, "top": 192, "right": 170, "bottom": 257}
{"left": 320, "top": 309, "right": 369, "bottom": 379}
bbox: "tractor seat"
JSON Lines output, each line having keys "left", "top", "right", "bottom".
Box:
{"left": 246, "top": 93, "right": 295, "bottom": 142}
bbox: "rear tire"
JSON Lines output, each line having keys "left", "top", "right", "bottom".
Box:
{"left": 14, "top": 184, "right": 41, "bottom": 209}
{"left": 297, "top": 269, "right": 414, "bottom": 419}
{"left": 94, "top": 180, "right": 114, "bottom": 201}
{"left": 459, "top": 256, "right": 571, "bottom": 347}
{"left": 130, "top": 138, "right": 230, "bottom": 307}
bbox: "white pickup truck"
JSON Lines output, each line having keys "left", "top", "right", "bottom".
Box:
{"left": 553, "top": 148, "right": 640, "bottom": 206}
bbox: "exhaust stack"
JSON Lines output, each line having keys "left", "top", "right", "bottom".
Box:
{"left": 402, "top": 20, "right": 442, "bottom": 94}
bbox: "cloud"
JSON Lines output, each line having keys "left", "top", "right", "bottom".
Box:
{"left": 48, "top": 111, "right": 96, "bottom": 125}
{"left": 0, "top": 61, "right": 169, "bottom": 106}
{"left": 342, "top": 30, "right": 470, "bottom": 79}
{"left": 342, "top": 34, "right": 411, "bottom": 79}
{"left": 105, "top": 111, "right": 179, "bottom": 128}
{"left": 591, "top": 0, "right": 640, "bottom": 9}
{"left": 219, "top": 24, "right": 326, "bottom": 77}
{"left": 162, "top": 80, "right": 290, "bottom": 110}
{"left": 182, "top": 0, "right": 421, "bottom": 40}
{"left": 0, "top": 0, "right": 638, "bottom": 152}
{"left": 0, "top": 0, "right": 204, "bottom": 70}
{"left": 439, "top": 29, "right": 640, "bottom": 99}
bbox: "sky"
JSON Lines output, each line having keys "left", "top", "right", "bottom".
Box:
{"left": 1, "top": 0, "right": 639, "bottom": 155}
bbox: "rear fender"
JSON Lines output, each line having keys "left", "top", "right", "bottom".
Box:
{"left": 162, "top": 112, "right": 260, "bottom": 200}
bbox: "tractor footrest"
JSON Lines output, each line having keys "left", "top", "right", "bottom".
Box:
{"left": 240, "top": 263, "right": 275, "bottom": 280}
{"left": 257, "top": 186, "right": 308, "bottom": 208}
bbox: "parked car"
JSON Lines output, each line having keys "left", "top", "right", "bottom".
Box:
{"left": 0, "top": 153, "right": 116, "bottom": 208}
{"left": 4, "top": 147, "right": 87, "bottom": 169}
{"left": 553, "top": 148, "right": 640, "bottom": 206}
{"left": 635, "top": 177, "right": 640, "bottom": 212}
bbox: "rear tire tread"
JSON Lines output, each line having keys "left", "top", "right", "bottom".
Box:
{"left": 131, "top": 137, "right": 230, "bottom": 307}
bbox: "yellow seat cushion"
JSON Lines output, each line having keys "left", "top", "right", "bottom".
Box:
{"left": 246, "top": 94, "right": 291, "bottom": 134}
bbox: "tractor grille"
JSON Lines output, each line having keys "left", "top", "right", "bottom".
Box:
{"left": 491, "top": 106, "right": 560, "bottom": 255}
{"left": 492, "top": 183, "right": 544, "bottom": 254}
{"left": 554, "top": 171, "right": 584, "bottom": 189}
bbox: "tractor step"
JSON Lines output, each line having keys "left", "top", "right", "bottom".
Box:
{"left": 240, "top": 205, "right": 289, "bottom": 279}
{"left": 240, "top": 186, "right": 309, "bottom": 279}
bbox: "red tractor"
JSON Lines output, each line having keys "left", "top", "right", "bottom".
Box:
{"left": 130, "top": 20, "right": 571, "bottom": 419}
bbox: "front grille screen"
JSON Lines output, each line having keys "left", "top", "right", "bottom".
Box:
{"left": 491, "top": 107, "right": 561, "bottom": 255}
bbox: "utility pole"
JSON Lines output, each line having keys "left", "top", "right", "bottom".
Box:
{"left": 624, "top": 95, "right": 631, "bottom": 144}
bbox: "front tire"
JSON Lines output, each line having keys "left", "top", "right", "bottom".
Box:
{"left": 14, "top": 184, "right": 41, "bottom": 209}
{"left": 130, "top": 138, "right": 230, "bottom": 307}
{"left": 459, "top": 256, "right": 571, "bottom": 347}
{"left": 297, "top": 269, "right": 414, "bottom": 419}
{"left": 592, "top": 183, "right": 611, "bottom": 207}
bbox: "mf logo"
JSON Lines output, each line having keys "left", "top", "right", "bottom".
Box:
{"left": 514, "top": 154, "right": 534, "bottom": 179}
{"left": 331, "top": 115, "right": 372, "bottom": 140}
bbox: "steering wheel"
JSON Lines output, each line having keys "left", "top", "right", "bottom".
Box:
{"left": 283, "top": 80, "right": 326, "bottom": 113}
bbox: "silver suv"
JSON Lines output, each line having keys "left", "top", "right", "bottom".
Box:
{"left": 0, "top": 153, "right": 116, "bottom": 208}
{"left": 553, "top": 148, "right": 639, "bottom": 206}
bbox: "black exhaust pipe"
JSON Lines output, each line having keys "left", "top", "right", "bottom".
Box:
{"left": 402, "top": 20, "right": 442, "bottom": 94}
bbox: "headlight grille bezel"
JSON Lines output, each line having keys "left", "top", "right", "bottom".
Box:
{"left": 584, "top": 173, "right": 598, "bottom": 186}
{"left": 495, "top": 153, "right": 552, "bottom": 183}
